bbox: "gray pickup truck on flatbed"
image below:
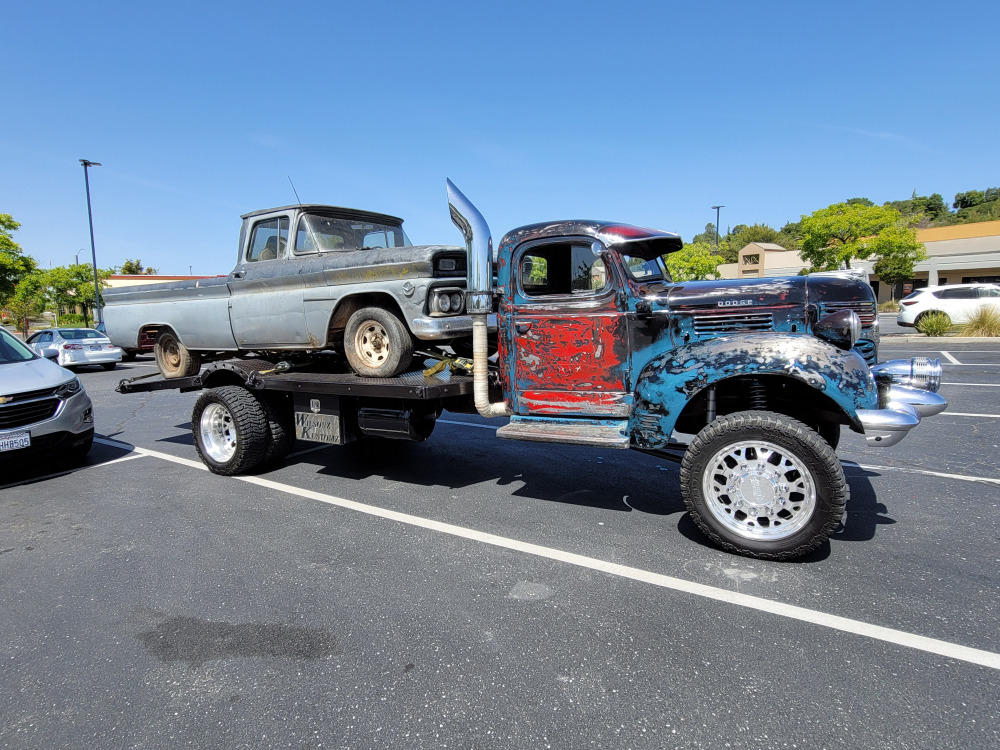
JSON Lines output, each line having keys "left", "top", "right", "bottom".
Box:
{"left": 103, "top": 205, "right": 474, "bottom": 378}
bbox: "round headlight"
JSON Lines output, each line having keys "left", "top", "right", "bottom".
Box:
{"left": 438, "top": 294, "right": 451, "bottom": 313}
{"left": 450, "top": 292, "right": 463, "bottom": 312}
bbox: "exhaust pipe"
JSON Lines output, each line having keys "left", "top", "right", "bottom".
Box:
{"left": 447, "top": 179, "right": 512, "bottom": 419}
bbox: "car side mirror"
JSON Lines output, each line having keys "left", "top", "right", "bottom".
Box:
{"left": 44, "top": 350, "right": 59, "bottom": 360}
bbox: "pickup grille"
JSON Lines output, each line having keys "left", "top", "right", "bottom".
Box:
{"left": 692, "top": 311, "right": 774, "bottom": 335}
{"left": 854, "top": 339, "right": 877, "bottom": 365}
{"left": 820, "top": 301, "right": 876, "bottom": 327}
{"left": 0, "top": 397, "right": 60, "bottom": 430}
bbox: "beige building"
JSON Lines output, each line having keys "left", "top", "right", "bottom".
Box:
{"left": 716, "top": 221, "right": 1000, "bottom": 302}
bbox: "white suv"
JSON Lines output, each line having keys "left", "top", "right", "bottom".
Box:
{"left": 897, "top": 283, "right": 1000, "bottom": 327}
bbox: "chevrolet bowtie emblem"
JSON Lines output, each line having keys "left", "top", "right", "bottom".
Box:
{"left": 0, "top": 396, "right": 12, "bottom": 404}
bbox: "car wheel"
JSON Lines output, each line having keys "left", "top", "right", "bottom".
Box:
{"left": 344, "top": 307, "right": 414, "bottom": 377}
{"left": 122, "top": 350, "right": 138, "bottom": 361}
{"left": 68, "top": 433, "right": 94, "bottom": 463}
{"left": 101, "top": 362, "right": 117, "bottom": 371}
{"left": 155, "top": 331, "right": 201, "bottom": 379}
{"left": 191, "top": 386, "right": 270, "bottom": 475}
{"left": 679, "top": 411, "right": 848, "bottom": 561}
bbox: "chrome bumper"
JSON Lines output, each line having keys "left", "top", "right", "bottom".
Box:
{"left": 410, "top": 313, "right": 497, "bottom": 340}
{"left": 858, "top": 363, "right": 949, "bottom": 448}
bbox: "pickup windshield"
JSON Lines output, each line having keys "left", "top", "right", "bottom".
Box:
{"left": 295, "top": 214, "right": 412, "bottom": 253}
{"left": 623, "top": 254, "right": 670, "bottom": 282}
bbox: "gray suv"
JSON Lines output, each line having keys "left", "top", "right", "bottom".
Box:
{"left": 0, "top": 327, "right": 94, "bottom": 459}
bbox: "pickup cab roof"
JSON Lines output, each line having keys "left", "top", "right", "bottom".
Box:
{"left": 240, "top": 204, "right": 404, "bottom": 226}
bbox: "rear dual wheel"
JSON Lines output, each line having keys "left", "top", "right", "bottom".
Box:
{"left": 680, "top": 411, "right": 848, "bottom": 561}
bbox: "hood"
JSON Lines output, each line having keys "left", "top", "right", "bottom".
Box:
{"left": 0, "top": 357, "right": 76, "bottom": 395}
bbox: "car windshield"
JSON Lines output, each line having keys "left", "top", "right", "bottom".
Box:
{"left": 0, "top": 329, "right": 37, "bottom": 364}
{"left": 295, "top": 214, "right": 412, "bottom": 253}
{"left": 623, "top": 254, "right": 670, "bottom": 282}
{"left": 58, "top": 329, "right": 103, "bottom": 340}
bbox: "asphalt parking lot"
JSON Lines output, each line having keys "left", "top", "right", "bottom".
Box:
{"left": 2, "top": 336, "right": 999, "bottom": 749}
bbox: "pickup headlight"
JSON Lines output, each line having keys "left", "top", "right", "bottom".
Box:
{"left": 55, "top": 377, "right": 83, "bottom": 398}
{"left": 814, "top": 310, "right": 861, "bottom": 350}
{"left": 430, "top": 288, "right": 465, "bottom": 316}
{"left": 871, "top": 357, "right": 942, "bottom": 393}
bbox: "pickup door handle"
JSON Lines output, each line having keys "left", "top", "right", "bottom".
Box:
{"left": 515, "top": 322, "right": 533, "bottom": 334}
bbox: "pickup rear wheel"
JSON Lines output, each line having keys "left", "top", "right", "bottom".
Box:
{"left": 344, "top": 307, "right": 414, "bottom": 377}
{"left": 192, "top": 386, "right": 270, "bottom": 475}
{"left": 679, "top": 411, "right": 848, "bottom": 561}
{"left": 155, "top": 331, "right": 201, "bottom": 379}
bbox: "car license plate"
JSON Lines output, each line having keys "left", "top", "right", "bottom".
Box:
{"left": 90, "top": 345, "right": 102, "bottom": 350}
{"left": 0, "top": 431, "right": 30, "bottom": 452}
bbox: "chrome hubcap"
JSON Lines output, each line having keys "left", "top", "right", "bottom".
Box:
{"left": 200, "top": 402, "right": 237, "bottom": 463}
{"left": 701, "top": 439, "right": 816, "bottom": 540}
{"left": 355, "top": 321, "right": 389, "bottom": 367}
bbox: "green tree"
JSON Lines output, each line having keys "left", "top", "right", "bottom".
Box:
{"left": 665, "top": 241, "right": 723, "bottom": 281}
{"left": 119, "top": 258, "right": 159, "bottom": 274}
{"left": 6, "top": 272, "right": 46, "bottom": 336}
{"left": 0, "top": 213, "right": 38, "bottom": 303}
{"left": 798, "top": 203, "right": 916, "bottom": 271}
{"left": 870, "top": 227, "right": 927, "bottom": 300}
{"left": 45, "top": 263, "right": 113, "bottom": 328}
{"left": 689, "top": 222, "right": 719, "bottom": 247}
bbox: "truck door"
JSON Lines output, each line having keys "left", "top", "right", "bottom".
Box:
{"left": 507, "top": 240, "right": 630, "bottom": 417}
{"left": 228, "top": 215, "right": 311, "bottom": 348}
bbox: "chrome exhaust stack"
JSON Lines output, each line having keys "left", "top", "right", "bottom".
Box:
{"left": 447, "top": 179, "right": 511, "bottom": 419}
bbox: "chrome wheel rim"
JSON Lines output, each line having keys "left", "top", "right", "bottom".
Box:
{"left": 355, "top": 321, "right": 389, "bottom": 368}
{"left": 701, "top": 439, "right": 817, "bottom": 541}
{"left": 200, "top": 402, "right": 237, "bottom": 463}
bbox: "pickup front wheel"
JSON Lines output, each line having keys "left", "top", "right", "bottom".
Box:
{"left": 155, "top": 331, "right": 201, "bottom": 379}
{"left": 679, "top": 411, "right": 848, "bottom": 561}
{"left": 344, "top": 307, "right": 414, "bottom": 377}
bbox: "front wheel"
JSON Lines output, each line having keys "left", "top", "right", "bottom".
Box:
{"left": 344, "top": 307, "right": 414, "bottom": 377}
{"left": 679, "top": 411, "right": 848, "bottom": 561}
{"left": 155, "top": 331, "right": 201, "bottom": 379}
{"left": 191, "top": 386, "right": 270, "bottom": 475}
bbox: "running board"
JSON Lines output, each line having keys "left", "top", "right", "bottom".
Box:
{"left": 496, "top": 416, "right": 630, "bottom": 449}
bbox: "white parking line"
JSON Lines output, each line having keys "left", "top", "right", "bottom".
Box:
{"left": 944, "top": 412, "right": 1000, "bottom": 419}
{"left": 89, "top": 437, "right": 1000, "bottom": 671}
{"left": 942, "top": 382, "right": 1000, "bottom": 387}
{"left": 940, "top": 351, "right": 962, "bottom": 364}
{"left": 844, "top": 462, "right": 1000, "bottom": 487}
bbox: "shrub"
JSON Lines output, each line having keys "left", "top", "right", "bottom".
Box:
{"left": 959, "top": 305, "right": 1000, "bottom": 337}
{"left": 916, "top": 311, "right": 952, "bottom": 337}
{"left": 58, "top": 313, "right": 86, "bottom": 325}
{"left": 878, "top": 299, "right": 900, "bottom": 313}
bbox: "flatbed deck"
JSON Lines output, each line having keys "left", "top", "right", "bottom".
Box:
{"left": 116, "top": 357, "right": 476, "bottom": 400}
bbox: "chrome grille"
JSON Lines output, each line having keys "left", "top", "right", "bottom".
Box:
{"left": 692, "top": 311, "right": 774, "bottom": 335}
{"left": 0, "top": 398, "right": 60, "bottom": 430}
{"left": 854, "top": 339, "right": 877, "bottom": 365}
{"left": 820, "top": 301, "right": 876, "bottom": 327}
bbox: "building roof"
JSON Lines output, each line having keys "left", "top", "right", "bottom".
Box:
{"left": 917, "top": 221, "right": 1000, "bottom": 243}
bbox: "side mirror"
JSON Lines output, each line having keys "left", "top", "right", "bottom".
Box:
{"left": 44, "top": 350, "right": 59, "bottom": 361}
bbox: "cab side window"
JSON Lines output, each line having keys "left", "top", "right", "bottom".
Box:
{"left": 247, "top": 218, "right": 290, "bottom": 262}
{"left": 519, "top": 243, "right": 607, "bottom": 297}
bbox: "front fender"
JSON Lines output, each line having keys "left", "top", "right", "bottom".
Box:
{"left": 630, "top": 334, "right": 878, "bottom": 449}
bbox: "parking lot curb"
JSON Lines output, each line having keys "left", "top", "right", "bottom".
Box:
{"left": 882, "top": 335, "right": 1000, "bottom": 343}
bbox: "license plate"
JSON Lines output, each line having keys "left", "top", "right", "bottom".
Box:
{"left": 0, "top": 431, "right": 30, "bottom": 452}
{"left": 90, "top": 345, "right": 102, "bottom": 350}
{"left": 294, "top": 412, "right": 342, "bottom": 444}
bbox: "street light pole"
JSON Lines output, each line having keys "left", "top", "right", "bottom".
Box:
{"left": 711, "top": 205, "right": 725, "bottom": 249}
{"left": 80, "top": 159, "right": 103, "bottom": 326}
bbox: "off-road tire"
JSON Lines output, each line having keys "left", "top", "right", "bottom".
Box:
{"left": 191, "top": 386, "right": 269, "bottom": 475}
{"left": 679, "top": 410, "right": 848, "bottom": 561}
{"left": 258, "top": 392, "right": 296, "bottom": 465}
{"left": 155, "top": 330, "right": 201, "bottom": 379}
{"left": 344, "top": 307, "right": 414, "bottom": 378}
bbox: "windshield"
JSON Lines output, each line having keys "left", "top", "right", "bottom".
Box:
{"left": 295, "top": 214, "right": 412, "bottom": 253}
{"left": 0, "top": 328, "right": 37, "bottom": 364}
{"left": 623, "top": 254, "right": 670, "bottom": 282}
{"left": 58, "top": 329, "right": 103, "bottom": 340}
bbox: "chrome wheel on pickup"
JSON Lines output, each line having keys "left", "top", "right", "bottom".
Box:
{"left": 680, "top": 411, "right": 847, "bottom": 561}
{"left": 191, "top": 386, "right": 270, "bottom": 475}
{"left": 344, "top": 307, "right": 414, "bottom": 378}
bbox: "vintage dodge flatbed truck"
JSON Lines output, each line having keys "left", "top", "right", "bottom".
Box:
{"left": 103, "top": 205, "right": 476, "bottom": 379}
{"left": 117, "top": 180, "right": 947, "bottom": 560}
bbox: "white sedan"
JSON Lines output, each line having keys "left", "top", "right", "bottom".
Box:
{"left": 26, "top": 328, "right": 123, "bottom": 370}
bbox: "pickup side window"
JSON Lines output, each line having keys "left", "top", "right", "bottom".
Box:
{"left": 247, "top": 217, "right": 290, "bottom": 262}
{"left": 294, "top": 214, "right": 412, "bottom": 254}
{"left": 519, "top": 243, "right": 608, "bottom": 297}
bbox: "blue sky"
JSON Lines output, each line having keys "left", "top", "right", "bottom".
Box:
{"left": 2, "top": 1, "right": 997, "bottom": 276}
